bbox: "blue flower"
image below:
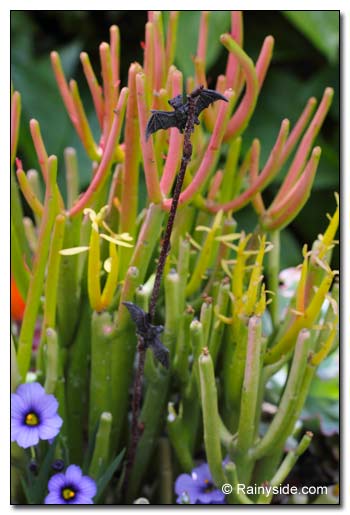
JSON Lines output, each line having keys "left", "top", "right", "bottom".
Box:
{"left": 11, "top": 382, "right": 63, "bottom": 448}
{"left": 175, "top": 463, "right": 226, "bottom": 504}
{"left": 45, "top": 465, "right": 97, "bottom": 504}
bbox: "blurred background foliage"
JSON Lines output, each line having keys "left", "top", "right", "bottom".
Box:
{"left": 11, "top": 11, "right": 339, "bottom": 269}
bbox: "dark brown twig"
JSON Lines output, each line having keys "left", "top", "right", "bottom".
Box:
{"left": 124, "top": 86, "right": 203, "bottom": 496}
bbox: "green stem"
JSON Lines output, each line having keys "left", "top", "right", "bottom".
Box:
{"left": 236, "top": 316, "right": 262, "bottom": 454}
{"left": 65, "top": 300, "right": 91, "bottom": 465}
{"left": 166, "top": 403, "right": 194, "bottom": 472}
{"left": 56, "top": 214, "right": 81, "bottom": 346}
{"left": 64, "top": 147, "right": 79, "bottom": 210}
{"left": 209, "top": 278, "right": 230, "bottom": 365}
{"left": 44, "top": 328, "right": 59, "bottom": 395}
{"left": 200, "top": 299, "right": 213, "bottom": 346}
{"left": 267, "top": 229, "right": 280, "bottom": 327}
{"left": 257, "top": 432, "right": 313, "bottom": 504}
{"left": 224, "top": 461, "right": 254, "bottom": 505}
{"left": 16, "top": 157, "right": 59, "bottom": 380}
{"left": 223, "top": 315, "right": 248, "bottom": 432}
{"left": 253, "top": 329, "right": 312, "bottom": 460}
{"left": 235, "top": 316, "right": 262, "bottom": 484}
{"left": 89, "top": 412, "right": 113, "bottom": 480}
{"left": 37, "top": 214, "right": 65, "bottom": 372}
{"left": 89, "top": 311, "right": 115, "bottom": 441}
{"left": 199, "top": 349, "right": 226, "bottom": 488}
{"left": 177, "top": 237, "right": 190, "bottom": 314}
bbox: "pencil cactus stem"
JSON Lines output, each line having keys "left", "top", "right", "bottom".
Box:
{"left": 249, "top": 140, "right": 265, "bottom": 215}
{"left": 16, "top": 156, "right": 59, "bottom": 380}
{"left": 221, "top": 34, "right": 259, "bottom": 141}
{"left": 110, "top": 25, "right": 120, "bottom": 97}
{"left": 51, "top": 51, "right": 83, "bottom": 140}
{"left": 257, "top": 432, "right": 313, "bottom": 504}
{"left": 199, "top": 349, "right": 227, "bottom": 488}
{"left": 225, "top": 11, "right": 243, "bottom": 89}
{"left": 29, "top": 119, "right": 49, "bottom": 182}
{"left": 44, "top": 328, "right": 59, "bottom": 395}
{"left": 267, "top": 230, "right": 280, "bottom": 327}
{"left": 64, "top": 147, "right": 79, "bottom": 210}
{"left": 119, "top": 63, "right": 142, "bottom": 241}
{"left": 263, "top": 147, "right": 321, "bottom": 231}
{"left": 151, "top": 11, "right": 166, "bottom": 90}
{"left": 42, "top": 214, "right": 66, "bottom": 332}
{"left": 165, "top": 11, "right": 179, "bottom": 69}
{"left": 69, "top": 87, "right": 128, "bottom": 217}
{"left": 236, "top": 316, "right": 262, "bottom": 454}
{"left": 100, "top": 242, "right": 119, "bottom": 309}
{"left": 135, "top": 73, "right": 163, "bottom": 203}
{"left": 160, "top": 70, "right": 183, "bottom": 195}
{"left": 275, "top": 87, "right": 333, "bottom": 203}
{"left": 163, "top": 90, "right": 235, "bottom": 210}
{"left": 89, "top": 412, "right": 113, "bottom": 480}
{"left": 255, "top": 35, "right": 274, "bottom": 90}
{"left": 88, "top": 226, "right": 102, "bottom": 312}
{"left": 197, "top": 11, "right": 210, "bottom": 61}
{"left": 69, "top": 79, "right": 101, "bottom": 161}
{"left": 225, "top": 462, "right": 254, "bottom": 504}
{"left": 27, "top": 169, "right": 43, "bottom": 204}
{"left": 144, "top": 22, "right": 155, "bottom": 104}
{"left": 80, "top": 52, "right": 104, "bottom": 129}
{"left": 254, "top": 329, "right": 311, "bottom": 459}
{"left": 280, "top": 96, "right": 317, "bottom": 165}
{"left": 11, "top": 90, "right": 21, "bottom": 167}
{"left": 16, "top": 168, "right": 44, "bottom": 218}
{"left": 265, "top": 270, "right": 335, "bottom": 364}
{"left": 100, "top": 42, "right": 115, "bottom": 137}
{"left": 209, "top": 118, "right": 289, "bottom": 213}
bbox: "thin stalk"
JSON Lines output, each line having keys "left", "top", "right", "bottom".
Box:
{"left": 199, "top": 348, "right": 227, "bottom": 488}
{"left": 267, "top": 230, "right": 280, "bottom": 327}
{"left": 16, "top": 156, "right": 59, "bottom": 380}
{"left": 64, "top": 147, "right": 79, "bottom": 210}
{"left": 89, "top": 312, "right": 115, "bottom": 441}
{"left": 89, "top": 412, "right": 113, "bottom": 480}
{"left": 65, "top": 301, "right": 91, "bottom": 465}
{"left": 44, "top": 328, "right": 59, "bottom": 395}
{"left": 253, "top": 329, "right": 312, "bottom": 460}
{"left": 257, "top": 432, "right": 313, "bottom": 504}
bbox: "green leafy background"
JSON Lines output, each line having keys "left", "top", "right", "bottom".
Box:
{"left": 11, "top": 11, "right": 339, "bottom": 269}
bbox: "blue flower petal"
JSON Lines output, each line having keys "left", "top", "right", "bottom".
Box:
{"left": 45, "top": 492, "right": 64, "bottom": 504}
{"left": 11, "top": 393, "right": 26, "bottom": 418}
{"left": 72, "top": 494, "right": 94, "bottom": 504}
{"left": 65, "top": 464, "right": 83, "bottom": 484}
{"left": 16, "top": 426, "right": 39, "bottom": 448}
{"left": 16, "top": 382, "right": 45, "bottom": 405}
{"left": 48, "top": 472, "right": 66, "bottom": 492}
{"left": 79, "top": 476, "right": 97, "bottom": 498}
{"left": 38, "top": 421, "right": 63, "bottom": 440}
{"left": 36, "top": 394, "right": 59, "bottom": 417}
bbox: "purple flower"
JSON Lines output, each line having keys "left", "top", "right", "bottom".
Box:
{"left": 45, "top": 465, "right": 97, "bottom": 504}
{"left": 11, "top": 382, "right": 63, "bottom": 448}
{"left": 175, "top": 463, "right": 226, "bottom": 504}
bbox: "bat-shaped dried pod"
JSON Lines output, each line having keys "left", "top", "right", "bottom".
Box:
{"left": 146, "top": 88, "right": 228, "bottom": 140}
{"left": 123, "top": 301, "right": 170, "bottom": 369}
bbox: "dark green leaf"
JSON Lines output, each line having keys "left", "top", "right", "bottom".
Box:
{"left": 283, "top": 11, "right": 339, "bottom": 63}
